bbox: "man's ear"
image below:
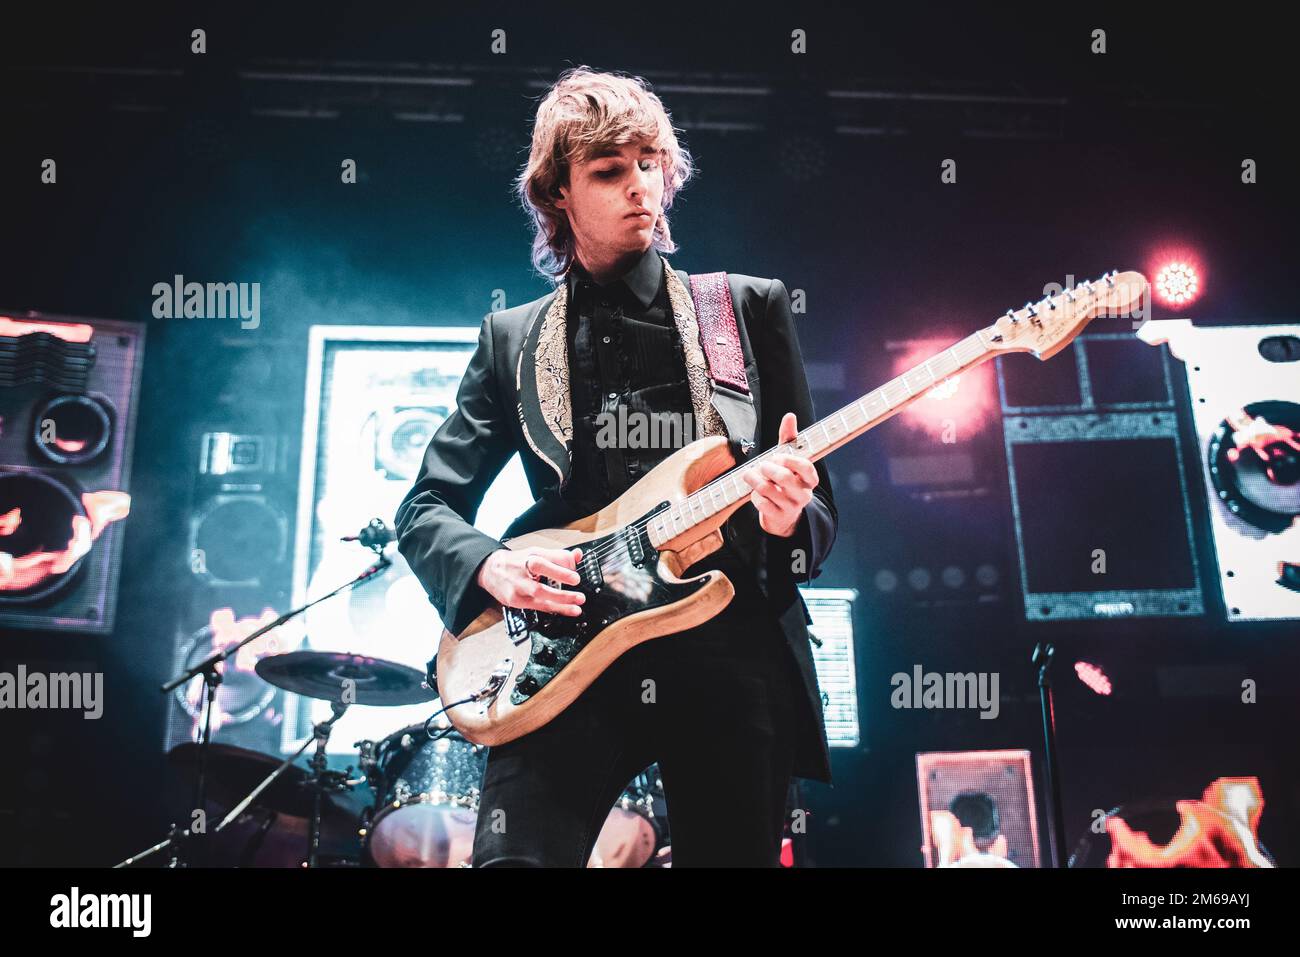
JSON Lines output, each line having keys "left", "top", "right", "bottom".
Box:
{"left": 552, "top": 183, "right": 568, "bottom": 209}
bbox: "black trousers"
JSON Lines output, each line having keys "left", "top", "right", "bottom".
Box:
{"left": 471, "top": 597, "right": 802, "bottom": 867}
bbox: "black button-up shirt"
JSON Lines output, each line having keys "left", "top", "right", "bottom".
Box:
{"left": 562, "top": 245, "right": 765, "bottom": 606}
{"left": 564, "top": 244, "right": 696, "bottom": 508}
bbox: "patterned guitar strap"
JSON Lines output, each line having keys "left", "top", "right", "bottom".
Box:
{"left": 686, "top": 271, "right": 759, "bottom": 461}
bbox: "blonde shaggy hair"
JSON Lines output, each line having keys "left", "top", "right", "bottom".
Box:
{"left": 516, "top": 65, "right": 694, "bottom": 281}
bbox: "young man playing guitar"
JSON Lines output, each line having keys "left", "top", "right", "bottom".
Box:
{"left": 396, "top": 66, "right": 837, "bottom": 867}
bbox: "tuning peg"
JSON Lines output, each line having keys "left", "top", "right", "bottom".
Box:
{"left": 1105, "top": 272, "right": 1116, "bottom": 286}
{"left": 1065, "top": 288, "right": 1077, "bottom": 302}
{"left": 1004, "top": 309, "right": 1018, "bottom": 323}
{"left": 1023, "top": 301, "right": 1037, "bottom": 316}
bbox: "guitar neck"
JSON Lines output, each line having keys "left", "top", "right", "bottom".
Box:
{"left": 647, "top": 329, "right": 999, "bottom": 547}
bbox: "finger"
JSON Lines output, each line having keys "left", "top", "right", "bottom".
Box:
{"left": 539, "top": 547, "right": 583, "bottom": 568}
{"left": 751, "top": 486, "right": 794, "bottom": 514}
{"left": 519, "top": 580, "right": 586, "bottom": 610}
{"left": 751, "top": 480, "right": 803, "bottom": 510}
{"left": 536, "top": 584, "right": 586, "bottom": 615}
{"left": 778, "top": 411, "right": 798, "bottom": 443}
{"left": 519, "top": 596, "right": 585, "bottom": 616}
{"left": 769, "top": 454, "right": 818, "bottom": 487}
{"left": 751, "top": 490, "right": 798, "bottom": 527}
{"left": 514, "top": 593, "right": 584, "bottom": 616}
{"left": 532, "top": 557, "right": 581, "bottom": 586}
{"left": 741, "top": 463, "right": 792, "bottom": 486}
{"left": 741, "top": 470, "right": 800, "bottom": 505}
{"left": 541, "top": 595, "right": 586, "bottom": 616}
{"left": 752, "top": 460, "right": 797, "bottom": 488}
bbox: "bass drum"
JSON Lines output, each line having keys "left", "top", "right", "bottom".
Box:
{"left": 361, "top": 733, "right": 671, "bottom": 868}
{"left": 360, "top": 722, "right": 488, "bottom": 868}
{"left": 589, "top": 766, "right": 670, "bottom": 868}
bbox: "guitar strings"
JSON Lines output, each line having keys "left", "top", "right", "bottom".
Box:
{"left": 525, "top": 295, "right": 1089, "bottom": 593}
{"left": 550, "top": 365, "right": 917, "bottom": 571}
{"left": 533, "top": 328, "right": 996, "bottom": 577}
{"left": 535, "top": 441, "right": 800, "bottom": 576}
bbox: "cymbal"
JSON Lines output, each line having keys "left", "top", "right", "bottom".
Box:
{"left": 167, "top": 741, "right": 355, "bottom": 823}
{"left": 254, "top": 651, "right": 435, "bottom": 706}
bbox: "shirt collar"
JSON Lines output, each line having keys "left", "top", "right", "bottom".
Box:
{"left": 565, "top": 244, "right": 664, "bottom": 309}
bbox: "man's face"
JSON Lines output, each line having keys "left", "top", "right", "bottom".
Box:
{"left": 555, "top": 140, "right": 665, "bottom": 259}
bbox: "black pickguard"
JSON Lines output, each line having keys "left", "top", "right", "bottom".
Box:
{"left": 502, "top": 501, "right": 712, "bottom": 705}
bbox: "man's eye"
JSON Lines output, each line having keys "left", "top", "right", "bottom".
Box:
{"left": 639, "top": 159, "right": 657, "bottom": 171}
{"left": 596, "top": 168, "right": 618, "bottom": 178}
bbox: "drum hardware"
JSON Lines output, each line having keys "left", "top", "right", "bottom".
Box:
{"left": 237, "top": 807, "right": 278, "bottom": 868}
{"left": 251, "top": 648, "right": 450, "bottom": 866}
{"left": 300, "top": 699, "right": 350, "bottom": 867}
{"left": 248, "top": 648, "right": 479, "bottom": 869}
{"left": 165, "top": 741, "right": 357, "bottom": 823}
{"left": 254, "top": 650, "right": 436, "bottom": 707}
{"left": 357, "top": 718, "right": 488, "bottom": 868}
{"left": 119, "top": 714, "right": 337, "bottom": 868}
{"left": 1033, "top": 642, "right": 1067, "bottom": 869}
{"left": 124, "top": 517, "right": 680, "bottom": 869}
{"left": 119, "top": 522, "right": 393, "bottom": 868}
{"left": 590, "top": 767, "right": 669, "bottom": 868}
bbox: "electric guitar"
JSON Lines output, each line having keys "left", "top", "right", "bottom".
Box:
{"left": 437, "top": 271, "right": 1148, "bottom": 744}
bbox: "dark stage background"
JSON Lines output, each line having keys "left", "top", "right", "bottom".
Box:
{"left": 1, "top": 4, "right": 1296, "bottom": 867}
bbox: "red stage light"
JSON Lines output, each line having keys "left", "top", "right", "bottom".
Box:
{"left": 889, "top": 338, "right": 997, "bottom": 441}
{"left": 1074, "top": 660, "right": 1112, "bottom": 696}
{"left": 1153, "top": 260, "right": 1201, "bottom": 307}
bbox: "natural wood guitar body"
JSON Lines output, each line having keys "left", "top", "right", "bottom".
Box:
{"left": 436, "top": 434, "right": 743, "bottom": 745}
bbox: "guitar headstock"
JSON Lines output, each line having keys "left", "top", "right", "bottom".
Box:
{"left": 981, "top": 270, "right": 1148, "bottom": 360}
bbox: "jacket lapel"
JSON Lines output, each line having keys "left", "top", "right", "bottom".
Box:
{"left": 515, "top": 285, "right": 571, "bottom": 485}
{"left": 515, "top": 253, "right": 735, "bottom": 490}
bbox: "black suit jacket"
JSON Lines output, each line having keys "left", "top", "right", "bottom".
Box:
{"left": 395, "top": 262, "right": 838, "bottom": 783}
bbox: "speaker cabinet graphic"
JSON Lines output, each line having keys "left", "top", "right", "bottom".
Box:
{"left": 0, "top": 312, "right": 144, "bottom": 634}
{"left": 287, "top": 326, "right": 534, "bottom": 755}
{"left": 1139, "top": 320, "right": 1300, "bottom": 621}
{"left": 998, "top": 332, "right": 1205, "bottom": 621}
{"left": 162, "top": 431, "right": 293, "bottom": 755}
{"left": 863, "top": 337, "right": 1009, "bottom": 610}
{"left": 916, "top": 749, "right": 1041, "bottom": 868}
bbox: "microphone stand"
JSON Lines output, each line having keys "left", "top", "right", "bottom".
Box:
{"left": 1032, "top": 642, "right": 1069, "bottom": 868}
{"left": 118, "top": 537, "right": 392, "bottom": 868}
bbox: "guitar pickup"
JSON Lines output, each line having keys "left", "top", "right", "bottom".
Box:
{"left": 582, "top": 552, "right": 603, "bottom": 589}
{"left": 626, "top": 527, "right": 645, "bottom": 567}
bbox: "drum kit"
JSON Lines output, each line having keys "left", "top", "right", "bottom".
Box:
{"left": 150, "top": 650, "right": 671, "bottom": 869}
{"left": 118, "top": 521, "right": 671, "bottom": 869}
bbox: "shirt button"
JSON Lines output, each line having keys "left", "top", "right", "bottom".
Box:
{"left": 602, "top": 335, "right": 611, "bottom": 344}
{"left": 608, "top": 392, "right": 617, "bottom": 399}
